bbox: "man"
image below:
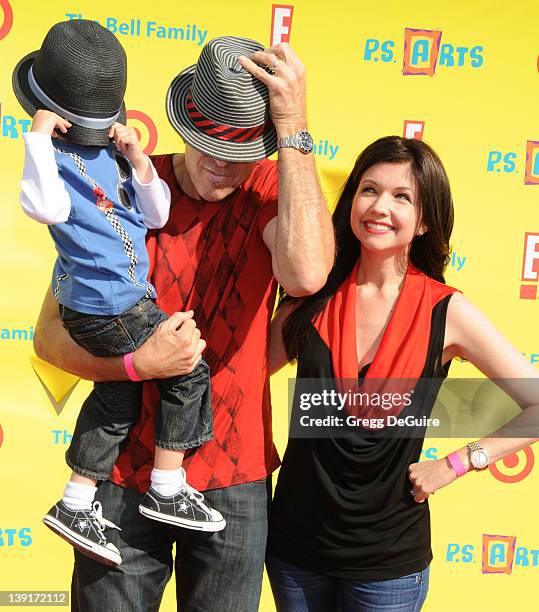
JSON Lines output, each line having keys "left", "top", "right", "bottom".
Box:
{"left": 34, "top": 36, "right": 334, "bottom": 611}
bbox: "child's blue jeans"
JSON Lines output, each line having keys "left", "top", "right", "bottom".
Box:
{"left": 60, "top": 297, "right": 212, "bottom": 481}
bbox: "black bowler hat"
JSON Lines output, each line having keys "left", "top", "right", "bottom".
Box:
{"left": 12, "top": 20, "right": 127, "bottom": 147}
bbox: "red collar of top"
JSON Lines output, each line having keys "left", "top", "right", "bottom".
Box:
{"left": 186, "top": 90, "right": 268, "bottom": 143}
{"left": 311, "top": 259, "right": 460, "bottom": 420}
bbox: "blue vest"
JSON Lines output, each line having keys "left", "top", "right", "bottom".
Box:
{"left": 50, "top": 139, "right": 155, "bottom": 315}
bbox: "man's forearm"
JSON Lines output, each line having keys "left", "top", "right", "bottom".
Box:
{"left": 274, "top": 143, "right": 335, "bottom": 296}
{"left": 33, "top": 289, "right": 128, "bottom": 382}
{"left": 34, "top": 289, "right": 205, "bottom": 382}
{"left": 34, "top": 316, "right": 128, "bottom": 382}
{"left": 239, "top": 45, "right": 335, "bottom": 296}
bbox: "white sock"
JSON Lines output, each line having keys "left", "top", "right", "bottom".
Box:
{"left": 62, "top": 481, "right": 97, "bottom": 511}
{"left": 150, "top": 468, "right": 185, "bottom": 497}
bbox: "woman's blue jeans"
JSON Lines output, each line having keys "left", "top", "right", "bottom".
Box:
{"left": 266, "top": 553, "right": 430, "bottom": 612}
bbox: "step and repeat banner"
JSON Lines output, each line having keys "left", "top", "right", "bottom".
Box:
{"left": 1, "top": 0, "right": 538, "bottom": 609}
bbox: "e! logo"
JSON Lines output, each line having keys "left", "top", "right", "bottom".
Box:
{"left": 271, "top": 4, "right": 294, "bottom": 46}
{"left": 520, "top": 233, "right": 539, "bottom": 300}
{"left": 0, "top": 0, "right": 13, "bottom": 40}
{"left": 126, "top": 110, "right": 158, "bottom": 155}
{"left": 403, "top": 120, "right": 425, "bottom": 140}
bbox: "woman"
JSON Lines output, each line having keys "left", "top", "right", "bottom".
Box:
{"left": 266, "top": 136, "right": 539, "bottom": 611}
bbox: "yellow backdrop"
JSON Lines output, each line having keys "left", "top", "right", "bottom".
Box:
{"left": 1, "top": 0, "right": 538, "bottom": 610}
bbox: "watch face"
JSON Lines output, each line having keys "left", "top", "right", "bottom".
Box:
{"left": 471, "top": 449, "right": 489, "bottom": 469}
{"left": 298, "top": 131, "right": 314, "bottom": 154}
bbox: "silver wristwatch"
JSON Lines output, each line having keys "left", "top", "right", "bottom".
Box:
{"left": 467, "top": 441, "right": 489, "bottom": 470}
{"left": 277, "top": 130, "right": 314, "bottom": 154}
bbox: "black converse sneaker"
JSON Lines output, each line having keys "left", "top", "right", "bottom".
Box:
{"left": 43, "top": 500, "right": 122, "bottom": 566}
{"left": 139, "top": 479, "right": 226, "bottom": 532}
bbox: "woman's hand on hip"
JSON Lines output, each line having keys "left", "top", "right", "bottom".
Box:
{"left": 408, "top": 458, "right": 457, "bottom": 503}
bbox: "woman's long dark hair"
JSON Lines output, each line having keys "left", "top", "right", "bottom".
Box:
{"left": 280, "top": 135, "right": 454, "bottom": 362}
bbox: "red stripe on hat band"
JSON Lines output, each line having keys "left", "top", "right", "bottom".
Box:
{"left": 186, "top": 90, "right": 267, "bottom": 143}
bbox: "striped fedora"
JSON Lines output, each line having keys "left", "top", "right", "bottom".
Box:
{"left": 166, "top": 36, "right": 277, "bottom": 162}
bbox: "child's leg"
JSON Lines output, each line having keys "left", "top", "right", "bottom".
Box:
{"left": 154, "top": 448, "right": 185, "bottom": 471}
{"left": 62, "top": 472, "right": 97, "bottom": 510}
{"left": 44, "top": 380, "right": 141, "bottom": 566}
{"left": 150, "top": 448, "right": 185, "bottom": 497}
{"left": 154, "top": 358, "right": 213, "bottom": 455}
{"left": 140, "top": 359, "right": 225, "bottom": 531}
{"left": 65, "top": 380, "right": 143, "bottom": 481}
{"left": 150, "top": 358, "right": 212, "bottom": 498}
{"left": 46, "top": 300, "right": 157, "bottom": 565}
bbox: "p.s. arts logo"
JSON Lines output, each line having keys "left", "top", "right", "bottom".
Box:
{"left": 520, "top": 233, "right": 539, "bottom": 300}
{"left": 486, "top": 141, "right": 539, "bottom": 185}
{"left": 523, "top": 351, "right": 539, "bottom": 366}
{"left": 0, "top": 0, "right": 13, "bottom": 41}
{"left": 420, "top": 446, "right": 438, "bottom": 461}
{"left": 126, "top": 110, "right": 158, "bottom": 155}
{"left": 270, "top": 4, "right": 294, "bottom": 45}
{"left": 524, "top": 140, "right": 539, "bottom": 184}
{"left": 363, "top": 28, "right": 484, "bottom": 75}
{"left": 0, "top": 104, "right": 31, "bottom": 140}
{"left": 0, "top": 528, "right": 32, "bottom": 548}
{"left": 489, "top": 447, "right": 535, "bottom": 484}
{"left": 446, "top": 534, "right": 539, "bottom": 573}
{"left": 31, "top": 355, "right": 80, "bottom": 416}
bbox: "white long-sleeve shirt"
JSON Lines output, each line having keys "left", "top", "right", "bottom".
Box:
{"left": 20, "top": 131, "right": 170, "bottom": 228}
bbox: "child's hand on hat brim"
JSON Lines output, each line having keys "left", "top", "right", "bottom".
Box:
{"left": 109, "top": 123, "right": 151, "bottom": 182}
{"left": 31, "top": 109, "right": 72, "bottom": 138}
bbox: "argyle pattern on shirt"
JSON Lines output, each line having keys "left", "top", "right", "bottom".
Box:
{"left": 112, "top": 155, "right": 281, "bottom": 492}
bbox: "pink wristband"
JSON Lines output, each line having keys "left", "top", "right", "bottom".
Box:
{"left": 123, "top": 352, "right": 142, "bottom": 382}
{"left": 446, "top": 451, "right": 467, "bottom": 478}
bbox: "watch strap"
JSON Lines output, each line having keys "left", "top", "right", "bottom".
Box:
{"left": 278, "top": 134, "right": 298, "bottom": 148}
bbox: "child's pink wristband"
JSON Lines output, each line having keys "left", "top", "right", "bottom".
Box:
{"left": 446, "top": 451, "right": 467, "bottom": 478}
{"left": 123, "top": 352, "right": 142, "bottom": 382}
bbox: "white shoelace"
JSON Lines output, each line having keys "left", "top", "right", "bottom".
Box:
{"left": 90, "top": 501, "right": 122, "bottom": 532}
{"left": 180, "top": 468, "right": 214, "bottom": 516}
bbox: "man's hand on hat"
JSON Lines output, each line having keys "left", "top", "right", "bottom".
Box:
{"left": 108, "top": 122, "right": 151, "bottom": 183}
{"left": 238, "top": 43, "right": 307, "bottom": 136}
{"left": 31, "top": 109, "right": 72, "bottom": 138}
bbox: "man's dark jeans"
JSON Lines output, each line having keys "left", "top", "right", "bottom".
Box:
{"left": 60, "top": 298, "right": 212, "bottom": 481}
{"left": 71, "top": 478, "right": 271, "bottom": 612}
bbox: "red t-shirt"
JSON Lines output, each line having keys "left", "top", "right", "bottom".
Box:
{"left": 111, "top": 154, "right": 281, "bottom": 492}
